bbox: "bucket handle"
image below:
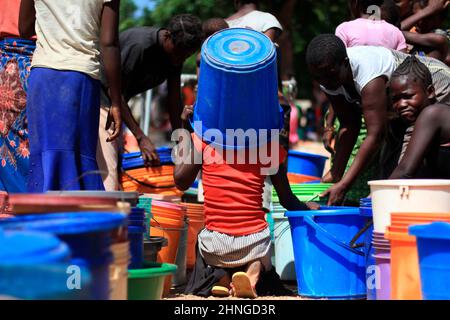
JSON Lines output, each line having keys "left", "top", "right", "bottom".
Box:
{"left": 304, "top": 216, "right": 365, "bottom": 256}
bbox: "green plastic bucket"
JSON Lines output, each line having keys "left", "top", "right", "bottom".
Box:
{"left": 272, "top": 183, "right": 332, "bottom": 203}
{"left": 128, "top": 262, "right": 177, "bottom": 300}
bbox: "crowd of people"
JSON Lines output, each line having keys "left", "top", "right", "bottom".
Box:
{"left": 0, "top": 0, "right": 448, "bottom": 299}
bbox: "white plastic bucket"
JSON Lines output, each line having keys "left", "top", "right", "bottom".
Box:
{"left": 273, "top": 211, "right": 296, "bottom": 281}
{"left": 110, "top": 242, "right": 130, "bottom": 300}
{"left": 368, "top": 180, "right": 450, "bottom": 233}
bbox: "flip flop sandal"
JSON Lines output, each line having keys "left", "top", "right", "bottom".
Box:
{"left": 231, "top": 272, "right": 258, "bottom": 299}
{"left": 211, "top": 285, "right": 231, "bottom": 298}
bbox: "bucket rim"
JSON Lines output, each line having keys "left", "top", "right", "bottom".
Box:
{"left": 285, "top": 208, "right": 360, "bottom": 218}
{"left": 128, "top": 262, "right": 177, "bottom": 278}
{"left": 409, "top": 222, "right": 450, "bottom": 240}
{"left": 368, "top": 179, "right": 450, "bottom": 187}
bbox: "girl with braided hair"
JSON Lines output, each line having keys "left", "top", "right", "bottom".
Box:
{"left": 389, "top": 56, "right": 450, "bottom": 178}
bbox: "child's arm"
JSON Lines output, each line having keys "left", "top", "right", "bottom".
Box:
{"left": 403, "top": 31, "right": 448, "bottom": 61}
{"left": 401, "top": 0, "right": 449, "bottom": 31}
{"left": 19, "top": 0, "right": 36, "bottom": 38}
{"left": 174, "top": 106, "right": 202, "bottom": 191}
{"left": 100, "top": 0, "right": 122, "bottom": 142}
{"left": 390, "top": 106, "right": 441, "bottom": 179}
{"left": 271, "top": 163, "right": 315, "bottom": 211}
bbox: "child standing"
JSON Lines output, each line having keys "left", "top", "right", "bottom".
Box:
{"left": 389, "top": 56, "right": 450, "bottom": 178}
{"left": 19, "top": 0, "right": 122, "bottom": 192}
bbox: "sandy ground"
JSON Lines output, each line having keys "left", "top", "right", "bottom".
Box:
{"left": 164, "top": 270, "right": 308, "bottom": 301}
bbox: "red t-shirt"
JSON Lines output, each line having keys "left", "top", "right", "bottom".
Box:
{"left": 192, "top": 133, "right": 287, "bottom": 236}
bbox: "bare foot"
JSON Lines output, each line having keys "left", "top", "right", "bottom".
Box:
{"left": 246, "top": 260, "right": 263, "bottom": 288}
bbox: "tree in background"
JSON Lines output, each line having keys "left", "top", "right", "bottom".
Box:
{"left": 120, "top": 0, "right": 350, "bottom": 98}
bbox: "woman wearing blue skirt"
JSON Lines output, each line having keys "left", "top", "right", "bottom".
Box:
{"left": 20, "top": 0, "right": 122, "bottom": 192}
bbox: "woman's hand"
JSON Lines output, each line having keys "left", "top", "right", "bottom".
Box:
{"left": 106, "top": 105, "right": 122, "bottom": 142}
{"left": 137, "top": 135, "right": 160, "bottom": 166}
{"left": 321, "top": 182, "right": 348, "bottom": 206}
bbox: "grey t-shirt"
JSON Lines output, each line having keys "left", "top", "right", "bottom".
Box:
{"left": 101, "top": 26, "right": 181, "bottom": 104}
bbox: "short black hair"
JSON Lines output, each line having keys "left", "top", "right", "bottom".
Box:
{"left": 381, "top": 0, "right": 401, "bottom": 26}
{"left": 359, "top": 0, "right": 384, "bottom": 12}
{"left": 168, "top": 14, "right": 203, "bottom": 52}
{"left": 202, "top": 18, "right": 228, "bottom": 39}
{"left": 306, "top": 34, "right": 348, "bottom": 68}
{"left": 391, "top": 56, "right": 433, "bottom": 88}
{"left": 237, "top": 0, "right": 260, "bottom": 4}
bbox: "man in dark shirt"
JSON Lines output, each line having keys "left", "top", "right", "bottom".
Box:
{"left": 98, "top": 14, "right": 203, "bottom": 190}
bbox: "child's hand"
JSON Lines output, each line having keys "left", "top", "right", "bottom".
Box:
{"left": 181, "top": 105, "right": 194, "bottom": 121}
{"left": 427, "top": 0, "right": 449, "bottom": 13}
{"left": 106, "top": 105, "right": 122, "bottom": 142}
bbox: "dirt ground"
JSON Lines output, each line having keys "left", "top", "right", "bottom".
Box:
{"left": 164, "top": 270, "right": 308, "bottom": 300}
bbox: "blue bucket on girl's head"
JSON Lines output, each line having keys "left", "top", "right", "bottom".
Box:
{"left": 194, "top": 28, "right": 283, "bottom": 149}
{"left": 285, "top": 208, "right": 367, "bottom": 299}
{"left": 0, "top": 212, "right": 126, "bottom": 300}
{"left": 287, "top": 150, "right": 328, "bottom": 177}
{"left": 128, "top": 226, "right": 145, "bottom": 270}
{"left": 409, "top": 222, "right": 450, "bottom": 300}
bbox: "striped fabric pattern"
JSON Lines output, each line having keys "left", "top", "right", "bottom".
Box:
{"left": 198, "top": 227, "right": 272, "bottom": 270}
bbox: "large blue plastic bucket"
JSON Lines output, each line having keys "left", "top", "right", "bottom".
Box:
{"left": 0, "top": 228, "right": 71, "bottom": 264}
{"left": 409, "top": 222, "right": 450, "bottom": 300}
{"left": 0, "top": 264, "right": 92, "bottom": 300}
{"left": 194, "top": 28, "right": 282, "bottom": 149}
{"left": 286, "top": 208, "right": 367, "bottom": 299}
{"left": 0, "top": 212, "right": 126, "bottom": 300}
{"left": 287, "top": 151, "right": 328, "bottom": 177}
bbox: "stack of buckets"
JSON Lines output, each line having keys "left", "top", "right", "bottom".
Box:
{"left": 359, "top": 197, "right": 391, "bottom": 300}
{"left": 150, "top": 200, "right": 187, "bottom": 296}
{"left": 128, "top": 208, "right": 146, "bottom": 270}
{"left": 182, "top": 202, "right": 205, "bottom": 270}
{"left": 270, "top": 183, "right": 332, "bottom": 281}
{"left": 368, "top": 179, "right": 450, "bottom": 300}
{"left": 386, "top": 212, "right": 450, "bottom": 300}
{"left": 121, "top": 150, "right": 181, "bottom": 197}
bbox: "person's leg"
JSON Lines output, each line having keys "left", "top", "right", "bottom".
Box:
{"left": 96, "top": 106, "right": 121, "bottom": 191}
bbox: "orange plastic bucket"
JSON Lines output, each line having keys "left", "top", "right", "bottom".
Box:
{"left": 385, "top": 228, "right": 421, "bottom": 300}
{"left": 150, "top": 215, "right": 184, "bottom": 296}
{"left": 287, "top": 173, "right": 320, "bottom": 184}
{"left": 386, "top": 212, "right": 450, "bottom": 300}
{"left": 186, "top": 217, "right": 205, "bottom": 269}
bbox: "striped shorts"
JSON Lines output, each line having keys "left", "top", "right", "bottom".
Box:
{"left": 198, "top": 227, "right": 272, "bottom": 270}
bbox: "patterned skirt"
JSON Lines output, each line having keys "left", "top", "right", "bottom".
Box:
{"left": 0, "top": 38, "right": 35, "bottom": 193}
